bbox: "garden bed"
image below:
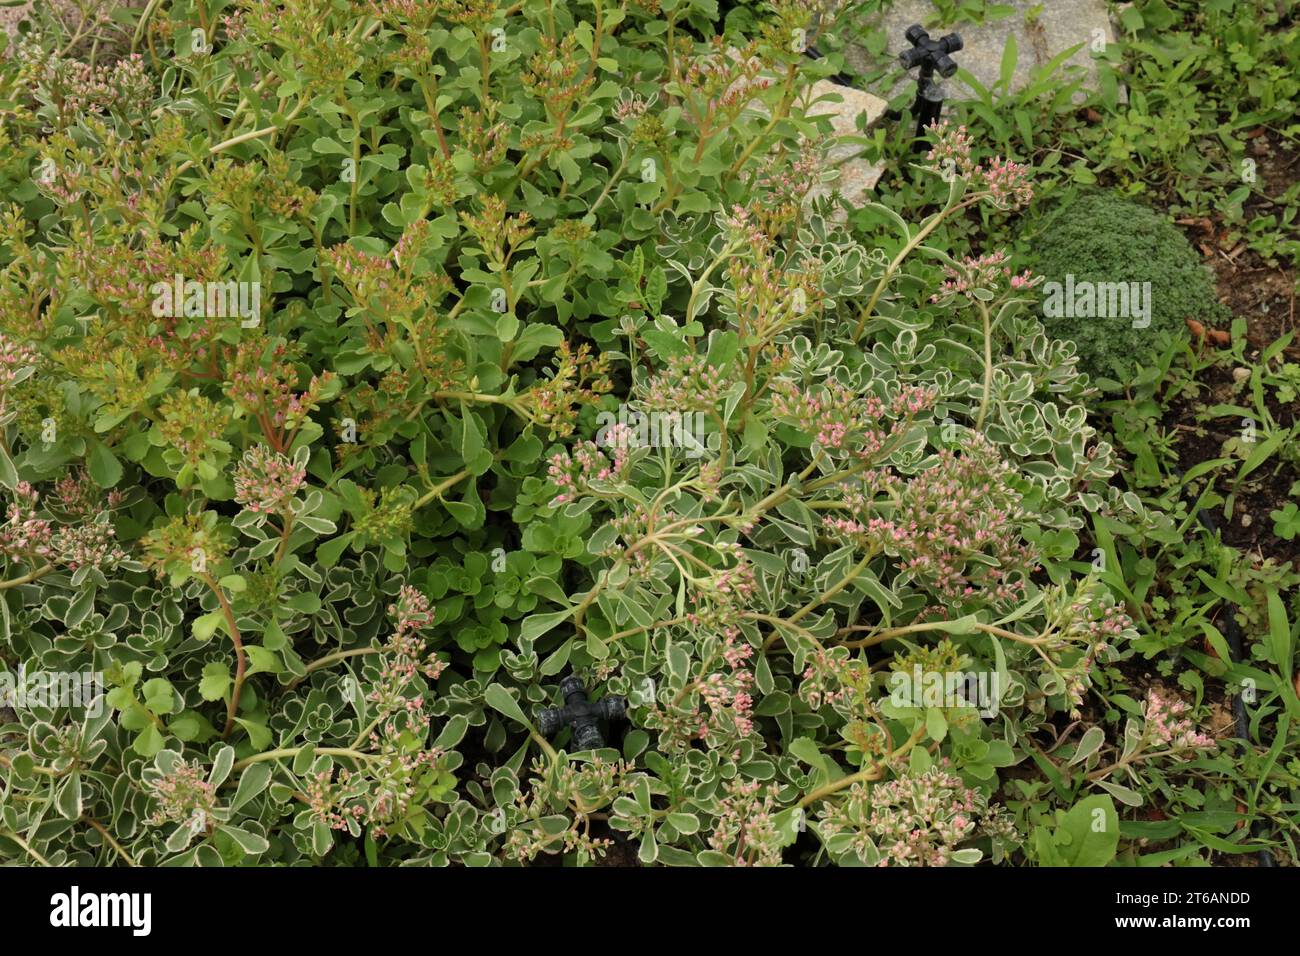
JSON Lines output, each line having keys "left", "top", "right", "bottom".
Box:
{"left": 0, "top": 0, "right": 1294, "bottom": 874}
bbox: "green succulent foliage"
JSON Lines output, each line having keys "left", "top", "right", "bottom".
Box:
{"left": 1028, "top": 191, "right": 1222, "bottom": 383}
{"left": 0, "top": 0, "right": 1294, "bottom": 871}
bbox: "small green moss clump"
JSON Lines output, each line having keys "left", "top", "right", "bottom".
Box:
{"left": 1029, "top": 191, "right": 1226, "bottom": 382}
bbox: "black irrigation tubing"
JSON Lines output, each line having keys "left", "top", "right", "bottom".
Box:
{"left": 1182, "top": 470, "right": 1275, "bottom": 867}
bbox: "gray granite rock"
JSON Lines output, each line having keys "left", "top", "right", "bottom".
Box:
{"left": 801, "top": 79, "right": 888, "bottom": 210}
{"left": 733, "top": 48, "right": 889, "bottom": 210}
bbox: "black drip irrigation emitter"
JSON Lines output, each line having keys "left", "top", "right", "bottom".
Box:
{"left": 535, "top": 674, "right": 632, "bottom": 854}
{"left": 1183, "top": 474, "right": 1276, "bottom": 866}
{"left": 536, "top": 675, "right": 628, "bottom": 751}
{"left": 898, "top": 25, "right": 963, "bottom": 150}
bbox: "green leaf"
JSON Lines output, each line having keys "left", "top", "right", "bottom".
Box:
{"left": 1266, "top": 589, "right": 1293, "bottom": 683}
{"left": 998, "top": 33, "right": 1017, "bottom": 92}
{"left": 1094, "top": 780, "right": 1143, "bottom": 807}
{"left": 66, "top": 587, "right": 95, "bottom": 628}
{"left": 483, "top": 683, "right": 530, "bottom": 728}
{"left": 234, "top": 718, "right": 272, "bottom": 751}
{"left": 1051, "top": 795, "right": 1119, "bottom": 867}
{"left": 316, "top": 532, "right": 355, "bottom": 568}
{"left": 199, "top": 662, "right": 231, "bottom": 701}
{"left": 221, "top": 825, "right": 270, "bottom": 855}
{"left": 934, "top": 614, "right": 979, "bottom": 635}
{"left": 1068, "top": 726, "right": 1106, "bottom": 767}
{"left": 518, "top": 608, "right": 572, "bottom": 642}
{"left": 193, "top": 610, "right": 225, "bottom": 642}
{"left": 925, "top": 707, "right": 947, "bottom": 743}
{"left": 243, "top": 645, "right": 282, "bottom": 676}
{"left": 263, "top": 618, "right": 288, "bottom": 651}
{"left": 666, "top": 812, "right": 700, "bottom": 835}
{"left": 133, "top": 724, "right": 166, "bottom": 757}
{"left": 495, "top": 313, "right": 519, "bottom": 341}
{"left": 142, "top": 678, "right": 175, "bottom": 715}
{"left": 539, "top": 637, "right": 573, "bottom": 676}
{"left": 638, "top": 828, "right": 658, "bottom": 864}
{"left": 230, "top": 763, "right": 273, "bottom": 811}
{"left": 86, "top": 439, "right": 123, "bottom": 487}
{"left": 772, "top": 807, "right": 804, "bottom": 847}
{"left": 434, "top": 714, "right": 470, "bottom": 749}
{"left": 0, "top": 444, "right": 17, "bottom": 490}
{"left": 55, "top": 773, "right": 83, "bottom": 820}
{"left": 789, "top": 736, "right": 832, "bottom": 781}
{"left": 311, "top": 820, "right": 333, "bottom": 856}
{"left": 209, "top": 745, "right": 236, "bottom": 787}
{"left": 459, "top": 406, "right": 485, "bottom": 462}
{"left": 169, "top": 710, "right": 218, "bottom": 743}
{"left": 311, "top": 136, "right": 351, "bottom": 155}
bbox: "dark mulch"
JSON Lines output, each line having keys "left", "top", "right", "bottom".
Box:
{"left": 1163, "top": 361, "right": 1299, "bottom": 562}
{"left": 1163, "top": 128, "right": 1300, "bottom": 562}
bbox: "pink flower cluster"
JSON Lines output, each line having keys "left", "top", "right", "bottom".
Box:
{"left": 925, "top": 121, "right": 1033, "bottom": 209}
{"left": 771, "top": 380, "right": 936, "bottom": 459}
{"left": 708, "top": 777, "right": 783, "bottom": 866}
{"left": 51, "top": 469, "right": 127, "bottom": 518}
{"left": 981, "top": 155, "right": 1035, "bottom": 209}
{"left": 799, "top": 646, "right": 869, "bottom": 710}
{"left": 0, "top": 333, "right": 37, "bottom": 389}
{"left": 613, "top": 92, "right": 651, "bottom": 123}
{"left": 820, "top": 765, "right": 1011, "bottom": 867}
{"left": 0, "top": 333, "right": 37, "bottom": 418}
{"left": 368, "top": 585, "right": 446, "bottom": 730}
{"left": 825, "top": 436, "right": 1038, "bottom": 610}
{"left": 925, "top": 121, "right": 976, "bottom": 177}
{"left": 221, "top": 11, "right": 247, "bottom": 40}
{"left": 719, "top": 204, "right": 768, "bottom": 251}
{"left": 1144, "top": 687, "right": 1216, "bottom": 751}
{"left": 54, "top": 520, "right": 126, "bottom": 572}
{"left": 755, "top": 140, "right": 825, "bottom": 220}
{"left": 722, "top": 627, "right": 754, "bottom": 670}
{"left": 642, "top": 354, "right": 730, "bottom": 414}
{"left": 16, "top": 41, "right": 152, "bottom": 116}
{"left": 605, "top": 504, "right": 669, "bottom": 575}
{"left": 547, "top": 429, "right": 632, "bottom": 506}
{"left": 707, "top": 553, "right": 758, "bottom": 607}
{"left": 305, "top": 747, "right": 444, "bottom": 839}
{"left": 1042, "top": 592, "right": 1137, "bottom": 719}
{"left": 146, "top": 759, "right": 218, "bottom": 829}
{"left": 374, "top": 585, "right": 445, "bottom": 702}
{"left": 306, "top": 587, "right": 450, "bottom": 839}
{"left": 646, "top": 622, "right": 758, "bottom": 756}
{"left": 682, "top": 39, "right": 773, "bottom": 117}
{"left": 233, "top": 445, "right": 306, "bottom": 515}
{"left": 930, "top": 250, "right": 1037, "bottom": 305}
{"left": 225, "top": 341, "right": 333, "bottom": 437}
{"left": 697, "top": 668, "right": 756, "bottom": 743}
{"left": 323, "top": 242, "right": 429, "bottom": 319}
{"left": 698, "top": 627, "right": 757, "bottom": 741}
{"left": 0, "top": 482, "right": 53, "bottom": 563}
{"left": 389, "top": 585, "right": 436, "bottom": 639}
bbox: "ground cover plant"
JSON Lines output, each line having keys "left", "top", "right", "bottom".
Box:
{"left": 1029, "top": 190, "right": 1219, "bottom": 382}
{"left": 0, "top": 0, "right": 1295, "bottom": 868}
{"left": 838, "top": 0, "right": 1300, "bottom": 865}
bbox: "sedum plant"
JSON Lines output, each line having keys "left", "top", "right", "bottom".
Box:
{"left": 0, "top": 0, "right": 1230, "bottom": 867}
